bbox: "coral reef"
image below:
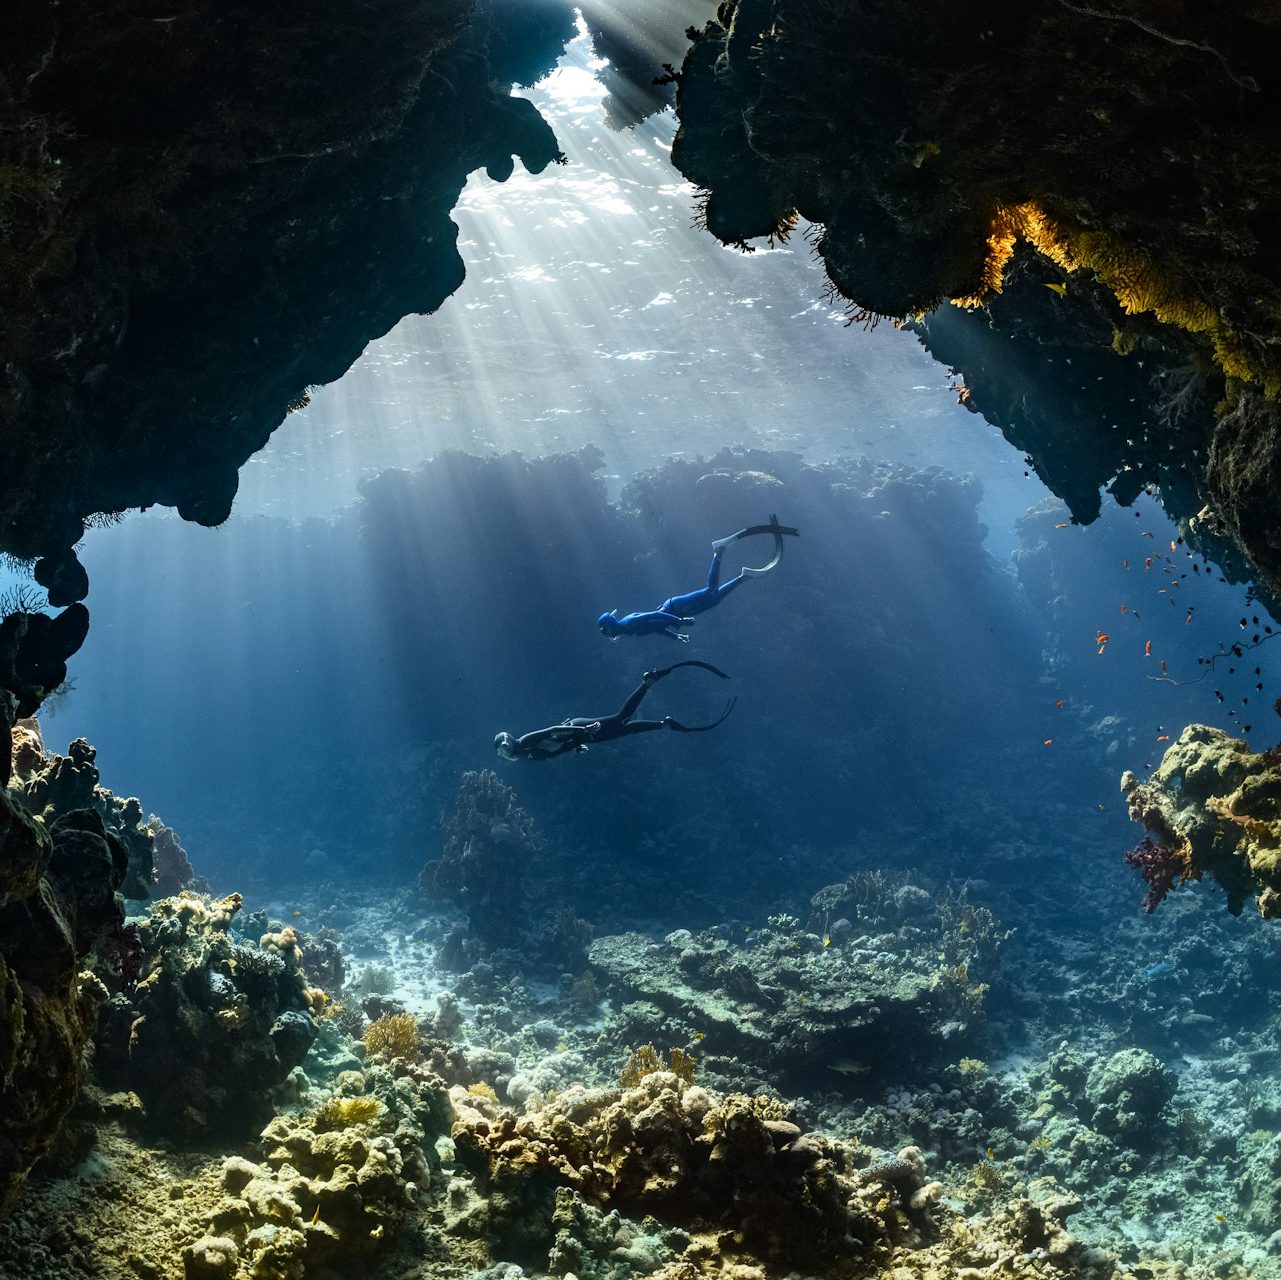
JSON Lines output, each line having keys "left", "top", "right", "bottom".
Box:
{"left": 0, "top": 765, "right": 128, "bottom": 1214}
{"left": 1122, "top": 723, "right": 1281, "bottom": 916}
{"left": 670, "top": 0, "right": 1281, "bottom": 600}
{"left": 95, "top": 893, "right": 319, "bottom": 1140}
{"left": 146, "top": 815, "right": 206, "bottom": 899}
{"left": 452, "top": 1071, "right": 1107, "bottom": 1278}
{"left": 419, "top": 770, "right": 544, "bottom": 950}
{"left": 15, "top": 730, "right": 155, "bottom": 898}
{"left": 589, "top": 876, "right": 1001, "bottom": 1095}
{"left": 185, "top": 1059, "right": 449, "bottom": 1279}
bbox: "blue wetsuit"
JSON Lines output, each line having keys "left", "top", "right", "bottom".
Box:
{"left": 597, "top": 515, "right": 798, "bottom": 642}
{"left": 599, "top": 549, "right": 745, "bottom": 641}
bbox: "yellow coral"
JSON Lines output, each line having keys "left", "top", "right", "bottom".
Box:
{"left": 314, "top": 1096, "right": 383, "bottom": 1130}
{"left": 363, "top": 1013, "right": 420, "bottom": 1062}
{"left": 466, "top": 1082, "right": 499, "bottom": 1101}
{"left": 619, "top": 1045, "right": 698, "bottom": 1088}
{"left": 954, "top": 201, "right": 1281, "bottom": 397}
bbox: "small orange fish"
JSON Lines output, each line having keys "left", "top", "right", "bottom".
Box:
{"left": 1123, "top": 559, "right": 1130, "bottom": 570}
{"left": 1145, "top": 557, "right": 1153, "bottom": 570}
{"left": 1043, "top": 739, "right": 1054, "bottom": 746}
{"left": 1161, "top": 660, "right": 1168, "bottom": 675}
{"left": 1055, "top": 699, "right": 1064, "bottom": 709}
{"left": 1055, "top": 522, "right": 1069, "bottom": 529}
{"left": 1170, "top": 540, "right": 1177, "bottom": 552}
{"left": 1186, "top": 610, "right": 1194, "bottom": 624}
{"left": 1120, "top": 605, "right": 1128, "bottom": 615}
{"left": 1157, "top": 735, "right": 1170, "bottom": 742}
{"left": 1145, "top": 641, "right": 1152, "bottom": 656}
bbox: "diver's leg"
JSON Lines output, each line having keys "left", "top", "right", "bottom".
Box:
{"left": 614, "top": 674, "right": 654, "bottom": 723}
{"left": 662, "top": 586, "right": 706, "bottom": 616}
{"left": 717, "top": 571, "right": 748, "bottom": 601}
{"left": 613, "top": 719, "right": 667, "bottom": 739}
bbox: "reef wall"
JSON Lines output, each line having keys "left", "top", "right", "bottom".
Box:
{"left": 0, "top": 0, "right": 571, "bottom": 606}
{"left": 670, "top": 0, "right": 1281, "bottom": 600}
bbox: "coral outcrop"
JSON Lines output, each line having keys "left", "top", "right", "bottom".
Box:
{"left": 185, "top": 1060, "right": 450, "bottom": 1279}
{"left": 0, "top": 760, "right": 128, "bottom": 1215}
{"left": 15, "top": 729, "right": 155, "bottom": 898}
{"left": 452, "top": 1072, "right": 1109, "bottom": 1278}
{"left": 419, "top": 770, "right": 544, "bottom": 950}
{"left": 590, "top": 878, "right": 1001, "bottom": 1094}
{"left": 1122, "top": 723, "right": 1281, "bottom": 916}
{"left": 146, "top": 815, "right": 205, "bottom": 898}
{"left": 452, "top": 1071, "right": 938, "bottom": 1273}
{"left": 95, "top": 893, "right": 319, "bottom": 1140}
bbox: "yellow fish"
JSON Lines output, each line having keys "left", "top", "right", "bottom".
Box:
{"left": 1044, "top": 282, "right": 1067, "bottom": 297}
{"left": 823, "top": 936, "right": 832, "bottom": 947}
{"left": 693, "top": 1032, "right": 705, "bottom": 1042}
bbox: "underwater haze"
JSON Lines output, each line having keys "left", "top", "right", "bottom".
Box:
{"left": 5, "top": 21, "right": 1281, "bottom": 1280}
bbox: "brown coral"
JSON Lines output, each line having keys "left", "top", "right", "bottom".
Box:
{"left": 1122, "top": 724, "right": 1281, "bottom": 916}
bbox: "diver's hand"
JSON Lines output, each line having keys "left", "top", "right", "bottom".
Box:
{"left": 682, "top": 616, "right": 696, "bottom": 625}
{"left": 675, "top": 631, "right": 691, "bottom": 643}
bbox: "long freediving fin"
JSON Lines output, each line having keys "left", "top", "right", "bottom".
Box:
{"left": 711, "top": 512, "right": 800, "bottom": 552}
{"left": 666, "top": 696, "right": 737, "bottom": 733}
{"left": 646, "top": 659, "right": 731, "bottom": 682}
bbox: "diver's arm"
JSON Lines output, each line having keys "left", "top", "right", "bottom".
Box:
{"left": 662, "top": 627, "right": 692, "bottom": 643}
{"left": 519, "top": 725, "right": 584, "bottom": 760}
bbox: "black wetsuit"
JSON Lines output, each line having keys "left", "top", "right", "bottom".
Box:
{"left": 495, "top": 662, "right": 734, "bottom": 761}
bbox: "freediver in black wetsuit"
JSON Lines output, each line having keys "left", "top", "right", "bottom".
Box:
{"left": 494, "top": 661, "right": 735, "bottom": 761}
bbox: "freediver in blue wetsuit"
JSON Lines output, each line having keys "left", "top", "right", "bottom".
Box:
{"left": 494, "top": 662, "right": 735, "bottom": 761}
{"left": 597, "top": 514, "right": 799, "bottom": 642}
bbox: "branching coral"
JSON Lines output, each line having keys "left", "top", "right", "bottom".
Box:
{"left": 364, "top": 1012, "right": 421, "bottom": 1063}
{"left": 619, "top": 1045, "right": 698, "bottom": 1088}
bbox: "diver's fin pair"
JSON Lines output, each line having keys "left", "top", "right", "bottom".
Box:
{"left": 667, "top": 697, "right": 737, "bottom": 733}
{"left": 711, "top": 512, "right": 799, "bottom": 576}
